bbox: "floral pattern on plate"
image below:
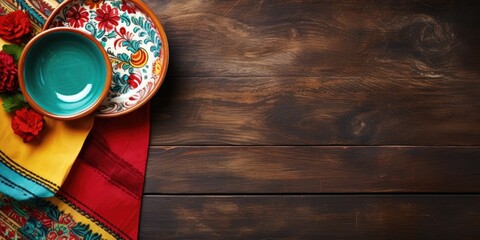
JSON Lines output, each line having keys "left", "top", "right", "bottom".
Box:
{"left": 45, "top": 0, "right": 168, "bottom": 117}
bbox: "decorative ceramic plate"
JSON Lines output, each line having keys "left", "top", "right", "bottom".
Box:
{"left": 44, "top": 0, "right": 168, "bottom": 117}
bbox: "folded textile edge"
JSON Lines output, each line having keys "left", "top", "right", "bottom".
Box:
{"left": 0, "top": 98, "right": 94, "bottom": 200}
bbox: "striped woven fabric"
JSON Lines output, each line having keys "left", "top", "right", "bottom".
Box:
{"left": 0, "top": 103, "right": 93, "bottom": 200}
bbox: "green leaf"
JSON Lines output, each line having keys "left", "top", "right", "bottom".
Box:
{"left": 46, "top": 204, "right": 61, "bottom": 221}
{"left": 97, "top": 30, "right": 105, "bottom": 39}
{"left": 106, "top": 31, "right": 116, "bottom": 39}
{"left": 2, "top": 44, "right": 24, "bottom": 62}
{"left": 118, "top": 53, "right": 130, "bottom": 62}
{"left": 72, "top": 223, "right": 90, "bottom": 236}
{"left": 120, "top": 12, "right": 131, "bottom": 26}
{"left": 1, "top": 92, "right": 28, "bottom": 113}
{"left": 122, "top": 63, "right": 131, "bottom": 70}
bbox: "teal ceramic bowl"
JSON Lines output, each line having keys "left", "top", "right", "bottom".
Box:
{"left": 19, "top": 27, "right": 112, "bottom": 120}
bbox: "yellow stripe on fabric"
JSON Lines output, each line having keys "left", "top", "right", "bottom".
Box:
{"left": 43, "top": 0, "right": 59, "bottom": 9}
{"left": 0, "top": 211, "right": 21, "bottom": 229}
{"left": 0, "top": 1, "right": 15, "bottom": 11}
{"left": 0, "top": 99, "right": 93, "bottom": 192}
{"left": 48, "top": 197, "right": 116, "bottom": 240}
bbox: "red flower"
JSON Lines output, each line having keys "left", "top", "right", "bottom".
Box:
{"left": 11, "top": 108, "right": 45, "bottom": 143}
{"left": 66, "top": 5, "right": 89, "bottom": 28}
{"left": 0, "top": 51, "right": 18, "bottom": 92}
{"left": 121, "top": 0, "right": 136, "bottom": 14}
{"left": 0, "top": 10, "right": 33, "bottom": 44}
{"left": 95, "top": 4, "right": 119, "bottom": 32}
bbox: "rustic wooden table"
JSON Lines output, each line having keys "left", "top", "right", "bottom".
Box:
{"left": 139, "top": 1, "right": 480, "bottom": 239}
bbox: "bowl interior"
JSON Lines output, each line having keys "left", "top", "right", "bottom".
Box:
{"left": 23, "top": 30, "right": 109, "bottom": 118}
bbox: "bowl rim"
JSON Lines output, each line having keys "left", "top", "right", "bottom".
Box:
{"left": 43, "top": 0, "right": 170, "bottom": 118}
{"left": 18, "top": 27, "right": 113, "bottom": 120}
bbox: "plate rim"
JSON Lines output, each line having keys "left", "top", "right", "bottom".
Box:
{"left": 43, "top": 0, "right": 169, "bottom": 118}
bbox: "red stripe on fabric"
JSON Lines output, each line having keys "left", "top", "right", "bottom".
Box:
{"left": 59, "top": 103, "right": 151, "bottom": 240}
{"left": 91, "top": 105, "right": 150, "bottom": 175}
{"left": 60, "top": 159, "right": 140, "bottom": 239}
{"left": 77, "top": 103, "right": 150, "bottom": 198}
{"left": 78, "top": 132, "right": 144, "bottom": 198}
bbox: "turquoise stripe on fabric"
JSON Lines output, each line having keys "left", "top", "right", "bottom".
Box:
{"left": 0, "top": 162, "right": 53, "bottom": 200}
{"left": 13, "top": 0, "right": 46, "bottom": 25}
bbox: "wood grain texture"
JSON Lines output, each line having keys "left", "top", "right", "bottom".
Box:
{"left": 140, "top": 0, "right": 480, "bottom": 239}
{"left": 145, "top": 146, "right": 480, "bottom": 193}
{"left": 139, "top": 195, "right": 480, "bottom": 239}
{"left": 147, "top": 0, "right": 480, "bottom": 78}
{"left": 147, "top": 0, "right": 480, "bottom": 145}
{"left": 150, "top": 77, "right": 480, "bottom": 145}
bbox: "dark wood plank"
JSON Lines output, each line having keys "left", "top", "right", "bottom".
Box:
{"left": 147, "top": 0, "right": 480, "bottom": 78}
{"left": 150, "top": 77, "right": 480, "bottom": 145}
{"left": 141, "top": 1, "right": 480, "bottom": 239}
{"left": 139, "top": 195, "right": 480, "bottom": 239}
{"left": 147, "top": 0, "right": 480, "bottom": 145}
{"left": 145, "top": 146, "right": 480, "bottom": 193}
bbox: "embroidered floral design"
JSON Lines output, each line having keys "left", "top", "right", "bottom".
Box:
{"left": 20, "top": 218, "right": 48, "bottom": 239}
{"left": 0, "top": 220, "right": 21, "bottom": 239}
{"left": 46, "top": 214, "right": 80, "bottom": 240}
{"left": 0, "top": 195, "right": 103, "bottom": 240}
{"left": 66, "top": 4, "right": 89, "bottom": 28}
{"left": 95, "top": 4, "right": 119, "bottom": 32}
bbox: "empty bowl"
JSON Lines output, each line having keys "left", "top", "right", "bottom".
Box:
{"left": 18, "top": 27, "right": 112, "bottom": 120}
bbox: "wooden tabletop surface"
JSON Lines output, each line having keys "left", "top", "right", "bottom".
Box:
{"left": 139, "top": 1, "right": 480, "bottom": 239}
